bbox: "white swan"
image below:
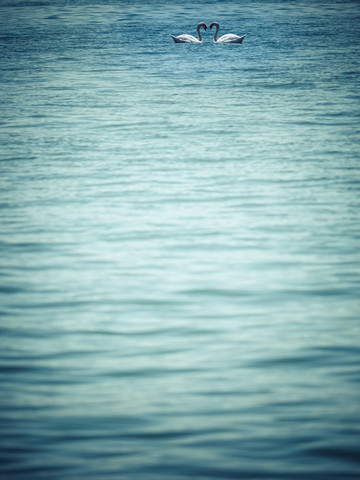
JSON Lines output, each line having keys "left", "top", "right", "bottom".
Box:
{"left": 210, "top": 22, "right": 246, "bottom": 44}
{"left": 170, "top": 22, "right": 207, "bottom": 44}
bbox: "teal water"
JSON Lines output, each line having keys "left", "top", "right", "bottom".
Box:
{"left": 1, "top": 0, "right": 360, "bottom": 478}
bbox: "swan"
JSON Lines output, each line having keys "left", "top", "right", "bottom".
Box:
{"left": 210, "top": 22, "right": 246, "bottom": 44}
{"left": 170, "top": 22, "right": 207, "bottom": 44}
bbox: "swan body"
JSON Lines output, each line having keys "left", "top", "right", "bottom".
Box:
{"left": 210, "top": 22, "right": 246, "bottom": 44}
{"left": 171, "top": 22, "right": 207, "bottom": 43}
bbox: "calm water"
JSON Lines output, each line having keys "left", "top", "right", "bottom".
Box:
{"left": 1, "top": 0, "right": 360, "bottom": 478}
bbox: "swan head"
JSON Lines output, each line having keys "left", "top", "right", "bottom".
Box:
{"left": 198, "top": 22, "right": 207, "bottom": 31}
{"left": 210, "top": 22, "right": 219, "bottom": 30}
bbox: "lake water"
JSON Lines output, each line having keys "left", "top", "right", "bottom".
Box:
{"left": 1, "top": 0, "right": 360, "bottom": 478}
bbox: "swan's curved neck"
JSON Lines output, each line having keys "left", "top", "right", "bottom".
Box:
{"left": 213, "top": 24, "right": 220, "bottom": 42}
{"left": 196, "top": 24, "right": 203, "bottom": 41}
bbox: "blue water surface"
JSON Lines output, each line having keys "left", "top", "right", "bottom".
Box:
{"left": 1, "top": 0, "right": 360, "bottom": 478}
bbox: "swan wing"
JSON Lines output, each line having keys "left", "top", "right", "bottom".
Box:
{"left": 170, "top": 34, "right": 201, "bottom": 43}
{"left": 217, "top": 34, "right": 246, "bottom": 44}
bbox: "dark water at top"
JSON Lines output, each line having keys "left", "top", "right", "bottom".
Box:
{"left": 0, "top": 0, "right": 360, "bottom": 478}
